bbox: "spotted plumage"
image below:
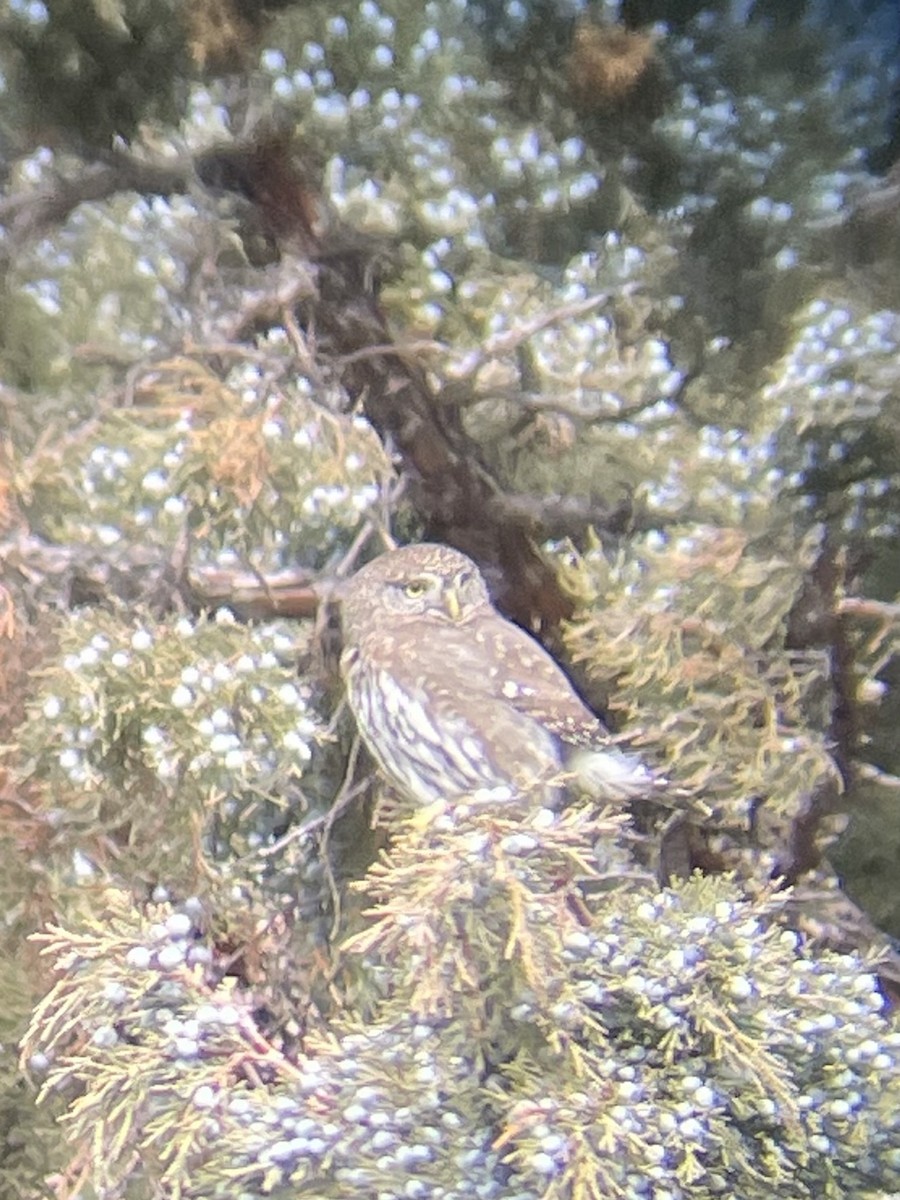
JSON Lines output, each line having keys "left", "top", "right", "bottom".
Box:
{"left": 339, "top": 543, "right": 653, "bottom": 807}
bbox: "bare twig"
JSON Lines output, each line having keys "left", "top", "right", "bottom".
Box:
{"left": 462, "top": 386, "right": 677, "bottom": 425}
{"left": 485, "top": 490, "right": 675, "bottom": 537}
{"left": 222, "top": 263, "right": 318, "bottom": 342}
{"left": 320, "top": 735, "right": 367, "bottom": 940}
{"left": 330, "top": 340, "right": 446, "bottom": 366}
{"left": 838, "top": 596, "right": 900, "bottom": 622}
{"left": 481, "top": 293, "right": 609, "bottom": 358}
{"left": 0, "top": 153, "right": 193, "bottom": 254}
{"left": 331, "top": 521, "right": 378, "bottom": 580}
{"left": 857, "top": 763, "right": 900, "bottom": 791}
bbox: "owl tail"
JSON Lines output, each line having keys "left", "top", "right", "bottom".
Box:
{"left": 567, "top": 744, "right": 659, "bottom": 800}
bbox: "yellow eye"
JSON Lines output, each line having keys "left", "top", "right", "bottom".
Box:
{"left": 403, "top": 579, "right": 429, "bottom": 598}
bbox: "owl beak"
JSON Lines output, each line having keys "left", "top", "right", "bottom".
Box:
{"left": 444, "top": 587, "right": 462, "bottom": 621}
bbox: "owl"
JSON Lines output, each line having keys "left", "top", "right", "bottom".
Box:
{"left": 339, "top": 543, "right": 654, "bottom": 808}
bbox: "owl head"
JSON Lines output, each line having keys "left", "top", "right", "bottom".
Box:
{"left": 340, "top": 543, "right": 491, "bottom": 631}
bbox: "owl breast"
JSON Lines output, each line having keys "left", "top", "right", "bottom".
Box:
{"left": 343, "top": 648, "right": 562, "bottom": 806}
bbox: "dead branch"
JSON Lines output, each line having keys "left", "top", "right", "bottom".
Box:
{"left": 0, "top": 153, "right": 194, "bottom": 254}
{"left": 0, "top": 532, "right": 321, "bottom": 621}
{"left": 838, "top": 596, "right": 900, "bottom": 622}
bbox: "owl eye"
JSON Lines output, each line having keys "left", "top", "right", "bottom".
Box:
{"left": 403, "top": 578, "right": 429, "bottom": 598}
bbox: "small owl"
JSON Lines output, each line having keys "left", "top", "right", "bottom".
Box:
{"left": 339, "top": 543, "right": 653, "bottom": 808}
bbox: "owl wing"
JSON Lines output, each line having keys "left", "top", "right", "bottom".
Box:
{"left": 468, "top": 614, "right": 658, "bottom": 799}
{"left": 361, "top": 616, "right": 599, "bottom": 740}
{"left": 465, "top": 613, "right": 607, "bottom": 745}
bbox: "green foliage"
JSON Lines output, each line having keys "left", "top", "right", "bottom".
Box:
{"left": 0, "top": 1076, "right": 62, "bottom": 1200}
{"left": 423, "top": 242, "right": 688, "bottom": 511}
{"left": 261, "top": 0, "right": 603, "bottom": 256}
{"left": 557, "top": 528, "right": 837, "bottom": 813}
{"left": 2, "top": 1, "right": 900, "bottom": 1198}
{"left": 768, "top": 296, "right": 900, "bottom": 538}
{"left": 833, "top": 782, "right": 900, "bottom": 941}
{"left": 15, "top": 602, "right": 338, "bottom": 901}
{"left": 18, "top": 353, "right": 391, "bottom": 567}
{"left": 22, "top": 815, "right": 900, "bottom": 1200}
{"left": 0, "top": 0, "right": 190, "bottom": 150}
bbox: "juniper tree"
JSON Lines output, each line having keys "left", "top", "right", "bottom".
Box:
{"left": 1, "top": 1, "right": 899, "bottom": 1197}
